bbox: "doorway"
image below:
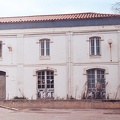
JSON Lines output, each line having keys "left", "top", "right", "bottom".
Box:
{"left": 0, "top": 71, "right": 6, "bottom": 100}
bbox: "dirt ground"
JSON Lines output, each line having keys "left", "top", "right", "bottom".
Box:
{"left": 0, "top": 107, "right": 120, "bottom": 120}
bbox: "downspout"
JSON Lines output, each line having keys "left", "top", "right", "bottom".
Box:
{"left": 17, "top": 34, "right": 24, "bottom": 98}
{"left": 117, "top": 30, "right": 120, "bottom": 99}
{"left": 66, "top": 32, "right": 73, "bottom": 99}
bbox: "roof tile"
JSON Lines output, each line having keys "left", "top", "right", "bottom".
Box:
{"left": 0, "top": 12, "right": 119, "bottom": 23}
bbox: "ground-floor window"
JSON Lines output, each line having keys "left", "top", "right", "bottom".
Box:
{"left": 87, "top": 69, "right": 106, "bottom": 99}
{"left": 37, "top": 70, "right": 54, "bottom": 98}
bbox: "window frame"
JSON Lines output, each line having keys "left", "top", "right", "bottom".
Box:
{"left": 87, "top": 69, "right": 105, "bottom": 90}
{"left": 39, "top": 39, "right": 50, "bottom": 58}
{"left": 37, "top": 70, "right": 54, "bottom": 98}
{"left": 87, "top": 68, "right": 106, "bottom": 99}
{"left": 89, "top": 37, "right": 101, "bottom": 56}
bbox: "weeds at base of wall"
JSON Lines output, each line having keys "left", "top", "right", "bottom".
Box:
{"left": 13, "top": 96, "right": 28, "bottom": 100}
{"left": 0, "top": 100, "right": 120, "bottom": 109}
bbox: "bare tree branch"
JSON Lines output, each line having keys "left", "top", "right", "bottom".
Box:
{"left": 112, "top": 2, "right": 120, "bottom": 14}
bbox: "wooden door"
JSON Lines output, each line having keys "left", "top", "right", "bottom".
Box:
{"left": 0, "top": 72, "right": 6, "bottom": 100}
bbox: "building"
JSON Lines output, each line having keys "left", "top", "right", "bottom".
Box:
{"left": 0, "top": 12, "right": 120, "bottom": 100}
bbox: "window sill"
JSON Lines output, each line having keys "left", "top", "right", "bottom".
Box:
{"left": 40, "top": 56, "right": 50, "bottom": 60}
{"left": 89, "top": 55, "right": 101, "bottom": 58}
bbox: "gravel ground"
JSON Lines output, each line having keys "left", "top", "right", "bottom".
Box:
{"left": 0, "top": 107, "right": 120, "bottom": 120}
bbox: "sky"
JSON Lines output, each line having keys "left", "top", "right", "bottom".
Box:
{"left": 0, "top": 0, "right": 119, "bottom": 17}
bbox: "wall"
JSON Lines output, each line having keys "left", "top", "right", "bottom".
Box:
{"left": 0, "top": 25, "right": 119, "bottom": 100}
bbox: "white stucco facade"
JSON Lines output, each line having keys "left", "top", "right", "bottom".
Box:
{"left": 0, "top": 15, "right": 120, "bottom": 100}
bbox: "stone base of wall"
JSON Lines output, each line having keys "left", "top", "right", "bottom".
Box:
{"left": 0, "top": 100, "right": 120, "bottom": 109}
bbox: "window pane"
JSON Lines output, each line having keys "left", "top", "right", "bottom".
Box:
{"left": 47, "top": 85, "right": 50, "bottom": 88}
{"left": 51, "top": 79, "right": 54, "bottom": 83}
{"left": 96, "top": 38, "right": 100, "bottom": 55}
{"left": 87, "top": 69, "right": 95, "bottom": 89}
{"left": 51, "top": 85, "right": 54, "bottom": 88}
{"left": 88, "top": 84, "right": 91, "bottom": 88}
{"left": 97, "top": 70, "right": 100, "bottom": 74}
{"left": 41, "top": 41, "right": 44, "bottom": 56}
{"left": 51, "top": 76, "right": 54, "bottom": 79}
{"left": 96, "top": 47, "right": 100, "bottom": 55}
{"left": 92, "top": 84, "right": 95, "bottom": 88}
{"left": 42, "top": 71, "right": 45, "bottom": 75}
{"left": 91, "top": 47, "right": 94, "bottom": 55}
{"left": 92, "top": 79, "right": 95, "bottom": 83}
{"left": 91, "top": 39, "right": 94, "bottom": 55}
{"left": 41, "top": 49, "right": 44, "bottom": 56}
{"left": 47, "top": 80, "right": 50, "bottom": 84}
{"left": 38, "top": 72, "right": 42, "bottom": 75}
{"left": 91, "top": 69, "right": 95, "bottom": 74}
{"left": 41, "top": 41, "right": 44, "bottom": 49}
{"left": 101, "top": 70, "right": 105, "bottom": 74}
{"left": 96, "top": 39, "right": 100, "bottom": 46}
{"left": 46, "top": 40, "right": 50, "bottom": 56}
{"left": 96, "top": 39, "right": 100, "bottom": 55}
{"left": 38, "top": 85, "right": 41, "bottom": 88}
{"left": 46, "top": 40, "right": 50, "bottom": 49}
{"left": 42, "top": 85, "right": 45, "bottom": 88}
{"left": 46, "top": 49, "right": 49, "bottom": 56}
{"left": 91, "top": 39, "right": 94, "bottom": 46}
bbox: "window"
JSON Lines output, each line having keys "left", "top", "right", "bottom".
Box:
{"left": 37, "top": 70, "right": 54, "bottom": 98}
{"left": 89, "top": 37, "right": 101, "bottom": 55}
{"left": 40, "top": 39, "right": 50, "bottom": 57}
{"left": 87, "top": 69, "right": 106, "bottom": 99}
{"left": 0, "top": 41, "right": 2, "bottom": 57}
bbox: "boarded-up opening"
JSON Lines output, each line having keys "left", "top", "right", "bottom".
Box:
{"left": 0, "top": 71, "right": 6, "bottom": 100}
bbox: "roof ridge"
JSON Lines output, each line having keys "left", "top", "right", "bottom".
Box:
{"left": 0, "top": 12, "right": 119, "bottom": 18}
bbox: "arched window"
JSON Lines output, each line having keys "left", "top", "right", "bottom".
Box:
{"left": 37, "top": 70, "right": 54, "bottom": 98}
{"left": 87, "top": 68, "right": 106, "bottom": 99}
{"left": 89, "top": 37, "right": 101, "bottom": 55}
{"left": 39, "top": 39, "right": 50, "bottom": 56}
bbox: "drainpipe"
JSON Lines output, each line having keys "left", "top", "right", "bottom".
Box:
{"left": 118, "top": 30, "right": 120, "bottom": 98}
{"left": 17, "top": 34, "right": 24, "bottom": 98}
{"left": 66, "top": 32, "right": 73, "bottom": 99}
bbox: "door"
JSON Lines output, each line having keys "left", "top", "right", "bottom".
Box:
{"left": 0, "top": 71, "right": 6, "bottom": 100}
{"left": 37, "top": 70, "right": 54, "bottom": 98}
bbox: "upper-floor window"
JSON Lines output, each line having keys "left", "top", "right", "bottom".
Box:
{"left": 40, "top": 39, "right": 50, "bottom": 57}
{"left": 0, "top": 41, "right": 2, "bottom": 58}
{"left": 89, "top": 37, "right": 101, "bottom": 56}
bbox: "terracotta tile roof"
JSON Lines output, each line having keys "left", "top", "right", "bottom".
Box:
{"left": 0, "top": 12, "right": 120, "bottom": 23}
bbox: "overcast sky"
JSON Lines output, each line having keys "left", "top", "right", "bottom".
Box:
{"left": 0, "top": 0, "right": 119, "bottom": 17}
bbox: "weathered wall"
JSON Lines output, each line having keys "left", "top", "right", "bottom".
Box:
{"left": 0, "top": 100, "right": 120, "bottom": 109}
{"left": 0, "top": 25, "right": 119, "bottom": 100}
